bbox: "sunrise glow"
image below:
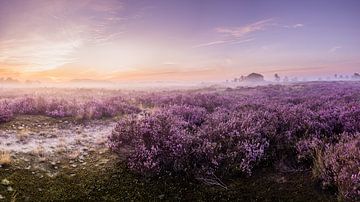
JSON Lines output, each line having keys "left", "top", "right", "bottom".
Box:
{"left": 1, "top": 0, "right": 360, "bottom": 82}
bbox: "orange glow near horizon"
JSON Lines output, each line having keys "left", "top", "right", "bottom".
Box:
{"left": 1, "top": 1, "right": 360, "bottom": 82}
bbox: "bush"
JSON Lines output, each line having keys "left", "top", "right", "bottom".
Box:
{"left": 0, "top": 95, "right": 141, "bottom": 120}
{"left": 313, "top": 133, "right": 360, "bottom": 201}
{"left": 109, "top": 106, "right": 270, "bottom": 177}
{"left": 109, "top": 82, "right": 360, "bottom": 189}
{"left": 196, "top": 108, "right": 270, "bottom": 175}
{"left": 109, "top": 109, "right": 195, "bottom": 175}
{"left": 0, "top": 102, "right": 13, "bottom": 123}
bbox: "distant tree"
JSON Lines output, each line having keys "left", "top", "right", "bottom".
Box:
{"left": 353, "top": 73, "right": 360, "bottom": 80}
{"left": 240, "top": 75, "right": 245, "bottom": 81}
{"left": 244, "top": 73, "right": 264, "bottom": 82}
{"left": 334, "top": 74, "right": 338, "bottom": 79}
{"left": 274, "top": 73, "right": 280, "bottom": 82}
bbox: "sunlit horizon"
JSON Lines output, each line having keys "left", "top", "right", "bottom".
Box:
{"left": 1, "top": 0, "right": 360, "bottom": 82}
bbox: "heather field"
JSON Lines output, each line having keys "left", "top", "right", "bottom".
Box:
{"left": 0, "top": 81, "right": 358, "bottom": 201}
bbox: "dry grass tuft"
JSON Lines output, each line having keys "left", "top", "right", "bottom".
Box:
{"left": 0, "top": 151, "right": 12, "bottom": 166}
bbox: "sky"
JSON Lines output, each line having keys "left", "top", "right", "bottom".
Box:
{"left": 0, "top": 0, "right": 359, "bottom": 82}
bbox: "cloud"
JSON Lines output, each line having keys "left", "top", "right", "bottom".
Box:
{"left": 230, "top": 38, "right": 255, "bottom": 44}
{"left": 282, "top": 23, "right": 305, "bottom": 29}
{"left": 329, "top": 46, "right": 341, "bottom": 53}
{"left": 0, "top": 37, "right": 82, "bottom": 72}
{"left": 192, "top": 40, "right": 227, "bottom": 48}
{"left": 193, "top": 19, "right": 273, "bottom": 48}
{"left": 193, "top": 19, "right": 305, "bottom": 48}
{"left": 0, "top": 0, "right": 127, "bottom": 72}
{"left": 215, "top": 18, "right": 274, "bottom": 38}
{"left": 292, "top": 23, "right": 304, "bottom": 28}
{"left": 192, "top": 38, "right": 254, "bottom": 48}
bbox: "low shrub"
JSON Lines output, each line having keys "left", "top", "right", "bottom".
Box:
{"left": 109, "top": 109, "right": 195, "bottom": 175}
{"left": 109, "top": 106, "right": 270, "bottom": 177}
{"left": 313, "top": 133, "right": 359, "bottom": 201}
{"left": 0, "top": 102, "right": 13, "bottom": 123}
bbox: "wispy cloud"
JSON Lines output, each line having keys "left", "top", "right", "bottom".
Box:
{"left": 281, "top": 23, "right": 305, "bottom": 29}
{"left": 192, "top": 38, "right": 255, "bottom": 48}
{"left": 231, "top": 38, "right": 255, "bottom": 44}
{"left": 292, "top": 23, "right": 304, "bottom": 28}
{"left": 0, "top": 0, "right": 126, "bottom": 71}
{"left": 193, "top": 19, "right": 305, "bottom": 49}
{"left": 192, "top": 40, "right": 227, "bottom": 48}
{"left": 193, "top": 19, "right": 273, "bottom": 48}
{"left": 0, "top": 37, "right": 81, "bottom": 71}
{"left": 328, "top": 46, "right": 341, "bottom": 53}
{"left": 216, "top": 18, "right": 274, "bottom": 38}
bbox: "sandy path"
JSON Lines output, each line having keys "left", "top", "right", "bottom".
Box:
{"left": 0, "top": 116, "right": 117, "bottom": 169}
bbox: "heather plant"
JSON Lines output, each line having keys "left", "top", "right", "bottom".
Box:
{"left": 109, "top": 109, "right": 195, "bottom": 175}
{"left": 11, "top": 97, "right": 39, "bottom": 114}
{"left": 109, "top": 81, "right": 360, "bottom": 189}
{"left": 0, "top": 94, "right": 141, "bottom": 121}
{"left": 1, "top": 81, "right": 360, "bottom": 200}
{"left": 143, "top": 92, "right": 235, "bottom": 112}
{"left": 0, "top": 101, "right": 13, "bottom": 123}
{"left": 167, "top": 105, "right": 207, "bottom": 128}
{"left": 339, "top": 105, "right": 360, "bottom": 133}
{"left": 110, "top": 106, "right": 272, "bottom": 177}
{"left": 196, "top": 108, "right": 270, "bottom": 175}
{"left": 312, "top": 133, "right": 360, "bottom": 201}
{"left": 45, "top": 99, "right": 76, "bottom": 118}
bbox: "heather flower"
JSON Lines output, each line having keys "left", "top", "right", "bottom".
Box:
{"left": 313, "top": 133, "right": 360, "bottom": 200}
{"left": 0, "top": 102, "right": 13, "bottom": 123}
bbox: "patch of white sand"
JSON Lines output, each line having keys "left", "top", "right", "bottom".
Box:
{"left": 0, "top": 122, "right": 116, "bottom": 155}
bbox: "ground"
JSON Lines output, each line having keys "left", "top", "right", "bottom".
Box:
{"left": 0, "top": 115, "right": 337, "bottom": 201}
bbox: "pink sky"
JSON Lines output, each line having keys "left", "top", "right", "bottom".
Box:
{"left": 0, "top": 0, "right": 359, "bottom": 82}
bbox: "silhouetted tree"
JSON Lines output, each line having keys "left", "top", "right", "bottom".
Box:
{"left": 244, "top": 73, "right": 264, "bottom": 82}
{"left": 274, "top": 73, "right": 280, "bottom": 82}
{"left": 352, "top": 73, "right": 360, "bottom": 80}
